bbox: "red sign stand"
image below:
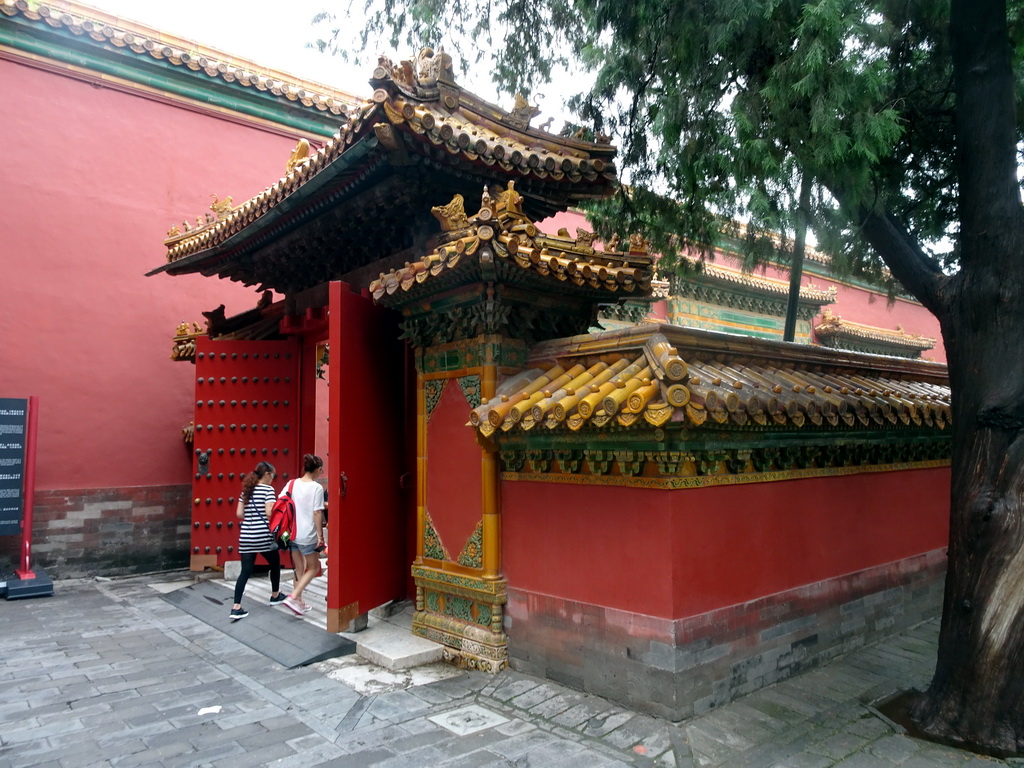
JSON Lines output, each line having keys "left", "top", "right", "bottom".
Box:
{"left": 7, "top": 396, "right": 53, "bottom": 599}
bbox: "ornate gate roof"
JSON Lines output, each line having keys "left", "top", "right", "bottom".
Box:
{"left": 148, "top": 50, "right": 618, "bottom": 294}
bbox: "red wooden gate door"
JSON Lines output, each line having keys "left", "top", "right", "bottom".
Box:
{"left": 326, "top": 281, "right": 408, "bottom": 632}
{"left": 190, "top": 337, "right": 301, "bottom": 570}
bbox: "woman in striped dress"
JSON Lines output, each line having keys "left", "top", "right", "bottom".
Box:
{"left": 230, "top": 461, "right": 284, "bottom": 620}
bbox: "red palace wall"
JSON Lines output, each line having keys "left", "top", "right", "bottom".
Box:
{"left": 539, "top": 210, "right": 946, "bottom": 364}
{"left": 0, "top": 56, "right": 310, "bottom": 575}
{"left": 502, "top": 467, "right": 950, "bottom": 719}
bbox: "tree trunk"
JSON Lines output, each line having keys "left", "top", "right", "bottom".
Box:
{"left": 909, "top": 250, "right": 1024, "bottom": 755}
{"left": 783, "top": 174, "right": 812, "bottom": 342}
{"left": 905, "top": 2, "right": 1024, "bottom": 753}
{"left": 844, "top": 0, "right": 1024, "bottom": 754}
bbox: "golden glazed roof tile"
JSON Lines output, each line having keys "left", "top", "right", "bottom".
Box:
{"left": 815, "top": 308, "right": 936, "bottom": 351}
{"left": 369, "top": 184, "right": 655, "bottom": 302}
{"left": 365, "top": 58, "right": 618, "bottom": 184}
{"left": 0, "top": 0, "right": 359, "bottom": 114}
{"left": 651, "top": 278, "right": 671, "bottom": 298}
{"left": 470, "top": 326, "right": 950, "bottom": 437}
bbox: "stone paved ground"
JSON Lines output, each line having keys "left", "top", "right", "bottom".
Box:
{"left": 2, "top": 574, "right": 1021, "bottom": 768}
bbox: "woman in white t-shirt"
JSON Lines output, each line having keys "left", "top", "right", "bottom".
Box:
{"left": 282, "top": 454, "right": 326, "bottom": 615}
{"left": 231, "top": 461, "right": 284, "bottom": 620}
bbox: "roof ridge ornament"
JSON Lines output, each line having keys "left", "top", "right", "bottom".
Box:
{"left": 496, "top": 181, "right": 525, "bottom": 220}
{"left": 285, "top": 139, "right": 311, "bottom": 174}
{"left": 373, "top": 47, "right": 455, "bottom": 96}
{"left": 416, "top": 46, "right": 454, "bottom": 86}
{"left": 165, "top": 193, "right": 235, "bottom": 245}
{"left": 507, "top": 93, "right": 541, "bottom": 129}
{"left": 628, "top": 233, "right": 650, "bottom": 256}
{"left": 209, "top": 194, "right": 235, "bottom": 220}
{"left": 431, "top": 194, "right": 471, "bottom": 232}
{"left": 152, "top": 57, "right": 621, "bottom": 276}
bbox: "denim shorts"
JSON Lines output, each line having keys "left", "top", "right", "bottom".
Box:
{"left": 290, "top": 540, "right": 318, "bottom": 556}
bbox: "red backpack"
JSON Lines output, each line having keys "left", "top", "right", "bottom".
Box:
{"left": 268, "top": 480, "right": 297, "bottom": 550}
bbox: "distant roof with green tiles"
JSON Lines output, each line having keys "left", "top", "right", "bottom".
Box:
{"left": 815, "top": 308, "right": 937, "bottom": 357}
{"left": 0, "top": 0, "right": 359, "bottom": 136}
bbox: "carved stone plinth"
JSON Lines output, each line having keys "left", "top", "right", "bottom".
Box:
{"left": 411, "top": 565, "right": 508, "bottom": 673}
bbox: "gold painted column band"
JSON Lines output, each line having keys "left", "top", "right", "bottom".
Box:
{"left": 482, "top": 450, "right": 501, "bottom": 579}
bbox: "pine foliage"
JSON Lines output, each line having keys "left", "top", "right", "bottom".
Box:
{"left": 314, "top": 0, "right": 1024, "bottom": 285}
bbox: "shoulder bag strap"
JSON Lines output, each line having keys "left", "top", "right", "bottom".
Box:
{"left": 245, "top": 490, "right": 260, "bottom": 515}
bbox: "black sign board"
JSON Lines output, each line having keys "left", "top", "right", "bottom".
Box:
{"left": 0, "top": 398, "right": 27, "bottom": 536}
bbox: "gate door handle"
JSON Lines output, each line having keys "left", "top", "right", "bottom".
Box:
{"left": 339, "top": 471, "right": 348, "bottom": 499}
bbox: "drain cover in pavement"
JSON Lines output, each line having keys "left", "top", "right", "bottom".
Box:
{"left": 429, "top": 705, "right": 509, "bottom": 735}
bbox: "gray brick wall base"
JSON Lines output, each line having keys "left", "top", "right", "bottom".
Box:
{"left": 506, "top": 549, "right": 946, "bottom": 721}
{"left": 0, "top": 485, "right": 191, "bottom": 579}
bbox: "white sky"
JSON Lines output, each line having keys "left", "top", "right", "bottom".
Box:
{"left": 81, "top": 0, "right": 368, "bottom": 91}
{"left": 78, "top": 0, "right": 582, "bottom": 126}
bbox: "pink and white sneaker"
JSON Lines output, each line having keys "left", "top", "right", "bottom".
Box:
{"left": 282, "top": 595, "right": 304, "bottom": 616}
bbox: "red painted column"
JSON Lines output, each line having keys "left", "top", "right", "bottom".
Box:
{"left": 16, "top": 396, "right": 39, "bottom": 579}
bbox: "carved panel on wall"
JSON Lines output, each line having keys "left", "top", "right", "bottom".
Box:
{"left": 425, "top": 379, "right": 447, "bottom": 420}
{"left": 457, "top": 375, "right": 482, "bottom": 409}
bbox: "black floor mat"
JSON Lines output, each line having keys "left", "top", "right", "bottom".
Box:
{"left": 160, "top": 580, "right": 355, "bottom": 668}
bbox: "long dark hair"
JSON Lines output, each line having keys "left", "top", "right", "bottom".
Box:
{"left": 302, "top": 454, "right": 323, "bottom": 474}
{"left": 240, "top": 461, "right": 275, "bottom": 505}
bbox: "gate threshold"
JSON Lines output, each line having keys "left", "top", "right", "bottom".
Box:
{"left": 160, "top": 580, "right": 355, "bottom": 668}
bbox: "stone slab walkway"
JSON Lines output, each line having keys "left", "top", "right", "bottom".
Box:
{"left": 2, "top": 573, "right": 1020, "bottom": 768}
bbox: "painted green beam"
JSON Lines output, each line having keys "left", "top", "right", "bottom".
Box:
{"left": 0, "top": 18, "right": 348, "bottom": 137}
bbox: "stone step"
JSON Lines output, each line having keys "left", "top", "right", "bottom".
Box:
{"left": 213, "top": 562, "right": 441, "bottom": 671}
{"left": 344, "top": 605, "right": 444, "bottom": 670}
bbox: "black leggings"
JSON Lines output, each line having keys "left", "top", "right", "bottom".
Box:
{"left": 233, "top": 550, "right": 281, "bottom": 604}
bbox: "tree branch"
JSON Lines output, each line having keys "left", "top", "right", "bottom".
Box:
{"left": 854, "top": 205, "right": 949, "bottom": 319}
